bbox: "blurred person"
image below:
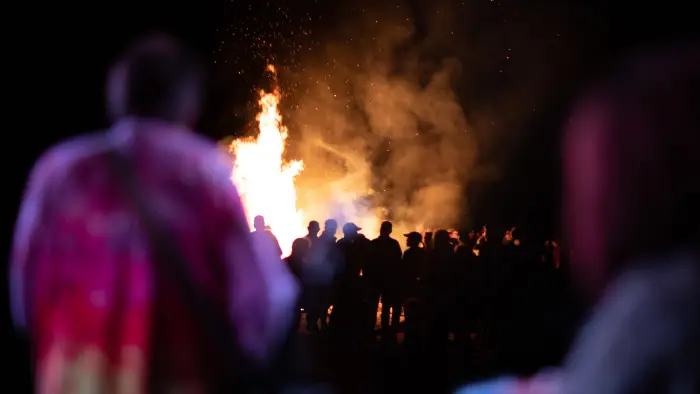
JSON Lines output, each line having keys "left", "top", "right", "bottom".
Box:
{"left": 456, "top": 43, "right": 700, "bottom": 394}
{"left": 10, "top": 34, "right": 298, "bottom": 393}
{"left": 560, "top": 42, "right": 700, "bottom": 394}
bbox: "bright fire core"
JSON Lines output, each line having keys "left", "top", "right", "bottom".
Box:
{"left": 229, "top": 65, "right": 306, "bottom": 256}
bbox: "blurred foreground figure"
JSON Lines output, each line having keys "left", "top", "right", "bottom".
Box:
{"left": 10, "top": 35, "right": 297, "bottom": 393}
{"left": 458, "top": 44, "right": 699, "bottom": 394}
{"left": 561, "top": 43, "right": 699, "bottom": 394}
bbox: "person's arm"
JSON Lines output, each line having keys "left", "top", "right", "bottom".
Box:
{"left": 394, "top": 240, "right": 403, "bottom": 261}
{"left": 10, "top": 154, "right": 57, "bottom": 333}
{"left": 271, "top": 233, "right": 283, "bottom": 258}
{"left": 205, "top": 150, "right": 298, "bottom": 365}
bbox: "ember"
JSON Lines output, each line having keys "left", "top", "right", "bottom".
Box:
{"left": 229, "top": 65, "right": 305, "bottom": 256}
{"left": 228, "top": 65, "right": 384, "bottom": 254}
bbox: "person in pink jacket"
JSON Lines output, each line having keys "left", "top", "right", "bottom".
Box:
{"left": 10, "top": 34, "right": 298, "bottom": 393}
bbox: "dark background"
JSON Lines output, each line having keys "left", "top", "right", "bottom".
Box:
{"left": 4, "top": 0, "right": 697, "bottom": 387}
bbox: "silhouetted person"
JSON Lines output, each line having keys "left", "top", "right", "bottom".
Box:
{"left": 402, "top": 232, "right": 428, "bottom": 346}
{"left": 425, "top": 230, "right": 458, "bottom": 347}
{"left": 424, "top": 231, "right": 434, "bottom": 251}
{"left": 337, "top": 222, "right": 370, "bottom": 281}
{"left": 367, "top": 221, "right": 404, "bottom": 341}
{"left": 461, "top": 229, "right": 478, "bottom": 251}
{"left": 304, "top": 219, "right": 341, "bottom": 334}
{"left": 456, "top": 230, "right": 483, "bottom": 346}
{"left": 473, "top": 225, "right": 489, "bottom": 258}
{"left": 286, "top": 238, "right": 309, "bottom": 282}
{"left": 251, "top": 215, "right": 283, "bottom": 259}
{"left": 304, "top": 220, "right": 320, "bottom": 247}
{"left": 334, "top": 222, "right": 371, "bottom": 343}
{"left": 403, "top": 232, "right": 428, "bottom": 297}
{"left": 285, "top": 238, "right": 310, "bottom": 334}
{"left": 10, "top": 34, "right": 298, "bottom": 393}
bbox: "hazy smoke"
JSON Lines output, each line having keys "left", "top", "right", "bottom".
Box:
{"left": 220, "top": 0, "right": 586, "bottom": 239}
{"left": 285, "top": 5, "right": 477, "bottom": 237}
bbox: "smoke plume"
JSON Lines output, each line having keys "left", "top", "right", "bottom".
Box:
{"left": 219, "top": 0, "right": 589, "bottom": 239}
{"left": 284, "top": 4, "right": 477, "bottom": 237}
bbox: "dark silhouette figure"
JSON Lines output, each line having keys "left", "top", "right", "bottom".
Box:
{"left": 304, "top": 220, "right": 320, "bottom": 247}
{"left": 334, "top": 222, "right": 371, "bottom": 343}
{"left": 366, "top": 221, "right": 404, "bottom": 341}
{"left": 286, "top": 238, "right": 310, "bottom": 282}
{"left": 425, "top": 230, "right": 458, "bottom": 347}
{"left": 251, "top": 215, "right": 283, "bottom": 259}
{"left": 304, "top": 219, "right": 341, "bottom": 334}
{"left": 285, "top": 238, "right": 310, "bottom": 334}
{"left": 402, "top": 232, "right": 428, "bottom": 347}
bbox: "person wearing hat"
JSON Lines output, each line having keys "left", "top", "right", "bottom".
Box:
{"left": 335, "top": 222, "right": 370, "bottom": 341}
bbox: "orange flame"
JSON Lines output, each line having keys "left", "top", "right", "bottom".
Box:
{"left": 229, "top": 66, "right": 305, "bottom": 256}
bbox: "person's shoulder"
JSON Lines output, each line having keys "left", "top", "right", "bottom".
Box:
{"left": 152, "top": 128, "right": 230, "bottom": 169}
{"left": 156, "top": 127, "right": 220, "bottom": 154}
{"left": 152, "top": 128, "right": 235, "bottom": 191}
{"left": 31, "top": 131, "right": 110, "bottom": 186}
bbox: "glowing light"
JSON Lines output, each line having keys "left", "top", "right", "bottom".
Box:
{"left": 229, "top": 65, "right": 305, "bottom": 256}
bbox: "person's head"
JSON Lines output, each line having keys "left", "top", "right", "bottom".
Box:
{"left": 291, "top": 238, "right": 310, "bottom": 258}
{"left": 504, "top": 228, "right": 515, "bottom": 242}
{"left": 480, "top": 226, "right": 488, "bottom": 237}
{"left": 253, "top": 215, "right": 266, "bottom": 232}
{"left": 379, "top": 221, "right": 393, "bottom": 236}
{"left": 564, "top": 43, "right": 700, "bottom": 297}
{"left": 342, "top": 222, "right": 362, "bottom": 237}
{"left": 324, "top": 219, "right": 338, "bottom": 236}
{"left": 433, "top": 229, "right": 451, "bottom": 248}
{"left": 107, "top": 34, "right": 205, "bottom": 126}
{"left": 307, "top": 220, "right": 320, "bottom": 236}
{"left": 404, "top": 232, "right": 423, "bottom": 248}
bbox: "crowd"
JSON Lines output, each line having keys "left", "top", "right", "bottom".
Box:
{"left": 266, "top": 217, "right": 563, "bottom": 356}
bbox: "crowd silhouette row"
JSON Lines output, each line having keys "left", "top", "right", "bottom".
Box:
{"left": 254, "top": 215, "right": 564, "bottom": 362}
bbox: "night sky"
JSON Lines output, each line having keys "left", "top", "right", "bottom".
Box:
{"left": 4, "top": 0, "right": 697, "bottom": 377}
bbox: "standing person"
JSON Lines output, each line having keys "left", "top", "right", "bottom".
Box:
{"left": 304, "top": 219, "right": 340, "bottom": 334}
{"left": 285, "top": 238, "right": 311, "bottom": 334}
{"left": 251, "top": 214, "right": 283, "bottom": 259}
{"left": 304, "top": 220, "right": 320, "bottom": 247}
{"left": 9, "top": 34, "right": 298, "bottom": 393}
{"left": 402, "top": 232, "right": 428, "bottom": 346}
{"left": 366, "top": 221, "right": 404, "bottom": 341}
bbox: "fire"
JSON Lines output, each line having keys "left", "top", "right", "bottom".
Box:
{"left": 229, "top": 65, "right": 306, "bottom": 256}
